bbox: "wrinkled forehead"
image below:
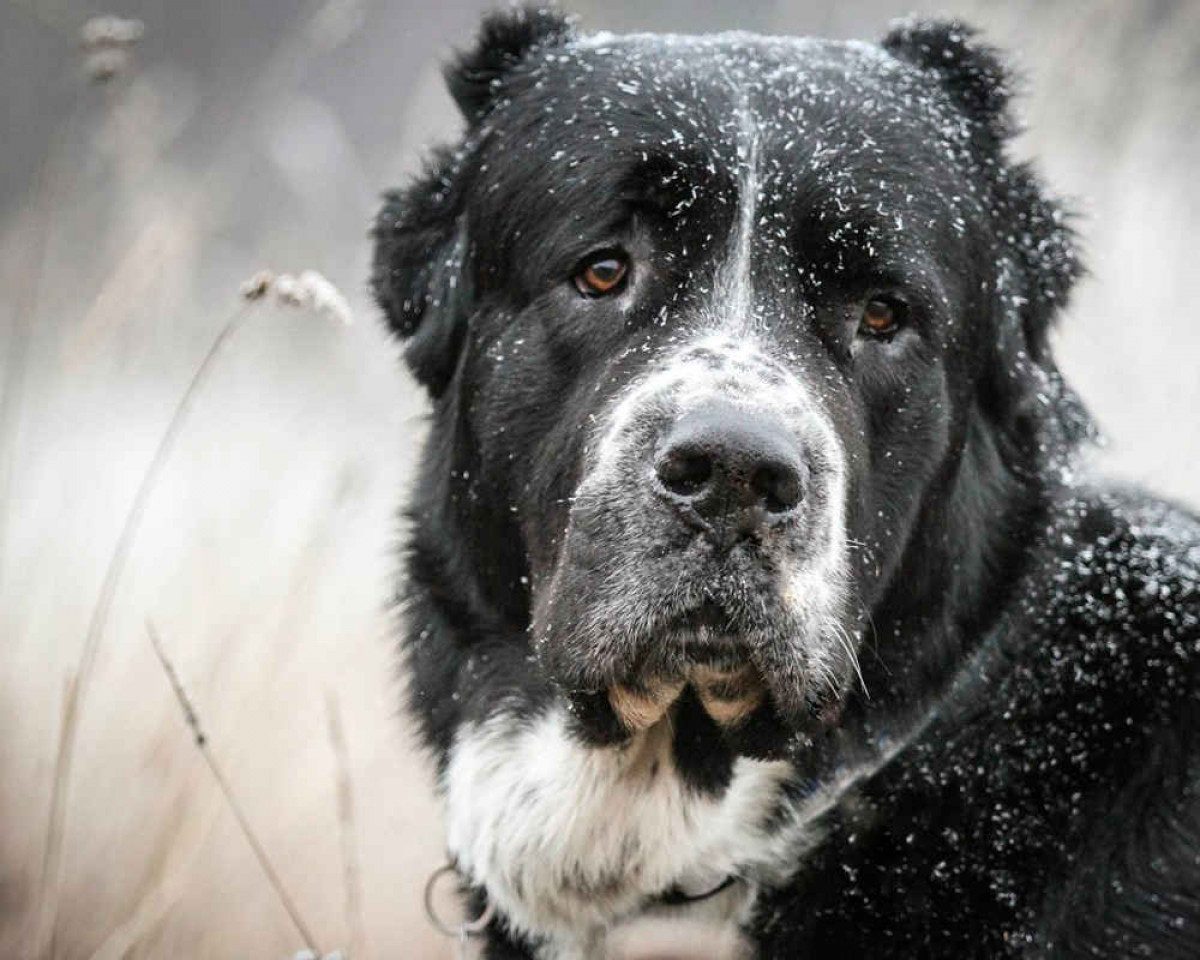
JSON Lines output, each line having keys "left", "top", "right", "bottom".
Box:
{"left": 477, "top": 32, "right": 977, "bottom": 226}
{"left": 468, "top": 31, "right": 984, "bottom": 280}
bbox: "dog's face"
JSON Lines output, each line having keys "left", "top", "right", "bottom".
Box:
{"left": 375, "top": 12, "right": 1077, "bottom": 757}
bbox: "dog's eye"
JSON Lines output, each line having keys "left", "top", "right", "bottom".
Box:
{"left": 859, "top": 295, "right": 907, "bottom": 338}
{"left": 573, "top": 252, "right": 629, "bottom": 298}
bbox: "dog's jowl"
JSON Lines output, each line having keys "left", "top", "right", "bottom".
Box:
{"left": 373, "top": 8, "right": 1200, "bottom": 958}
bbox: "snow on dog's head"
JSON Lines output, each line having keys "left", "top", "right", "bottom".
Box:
{"left": 374, "top": 9, "right": 1079, "bottom": 759}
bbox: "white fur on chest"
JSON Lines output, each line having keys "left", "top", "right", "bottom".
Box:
{"left": 443, "top": 704, "right": 801, "bottom": 955}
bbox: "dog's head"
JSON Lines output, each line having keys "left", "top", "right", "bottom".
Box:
{"left": 375, "top": 9, "right": 1081, "bottom": 755}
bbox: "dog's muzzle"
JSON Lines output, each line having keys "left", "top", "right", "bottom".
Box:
{"left": 531, "top": 338, "right": 852, "bottom": 744}
{"left": 596, "top": 401, "right": 812, "bottom": 731}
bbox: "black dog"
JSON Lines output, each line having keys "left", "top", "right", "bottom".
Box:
{"left": 373, "top": 8, "right": 1200, "bottom": 957}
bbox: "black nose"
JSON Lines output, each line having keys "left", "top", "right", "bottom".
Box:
{"left": 653, "top": 402, "right": 806, "bottom": 545}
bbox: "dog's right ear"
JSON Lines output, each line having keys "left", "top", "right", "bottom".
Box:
{"left": 447, "top": 6, "right": 575, "bottom": 124}
{"left": 372, "top": 147, "right": 470, "bottom": 397}
{"left": 372, "top": 7, "right": 575, "bottom": 396}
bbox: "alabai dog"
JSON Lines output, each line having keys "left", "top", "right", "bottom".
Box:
{"left": 373, "top": 8, "right": 1200, "bottom": 958}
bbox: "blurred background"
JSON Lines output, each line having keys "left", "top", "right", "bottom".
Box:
{"left": 1, "top": 0, "right": 1197, "bottom": 957}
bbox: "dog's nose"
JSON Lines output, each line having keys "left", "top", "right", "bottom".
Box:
{"left": 653, "top": 402, "right": 806, "bottom": 544}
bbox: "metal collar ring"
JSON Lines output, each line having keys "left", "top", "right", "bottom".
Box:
{"left": 424, "top": 863, "right": 495, "bottom": 938}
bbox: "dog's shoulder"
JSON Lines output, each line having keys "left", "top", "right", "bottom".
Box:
{"left": 961, "top": 484, "right": 1200, "bottom": 819}
{"left": 1028, "top": 485, "right": 1200, "bottom": 687}
{"left": 1024, "top": 488, "right": 1200, "bottom": 955}
{"left": 753, "top": 486, "right": 1200, "bottom": 955}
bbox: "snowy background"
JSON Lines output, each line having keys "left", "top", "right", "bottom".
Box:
{"left": 1, "top": 1, "right": 1197, "bottom": 957}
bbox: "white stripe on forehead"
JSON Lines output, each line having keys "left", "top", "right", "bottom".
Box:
{"left": 719, "top": 101, "right": 761, "bottom": 332}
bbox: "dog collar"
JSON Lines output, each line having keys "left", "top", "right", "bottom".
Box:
{"left": 426, "top": 861, "right": 743, "bottom": 942}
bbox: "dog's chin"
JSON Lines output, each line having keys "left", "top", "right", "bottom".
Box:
{"left": 534, "top": 592, "right": 853, "bottom": 761}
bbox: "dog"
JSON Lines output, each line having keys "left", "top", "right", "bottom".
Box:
{"left": 372, "top": 8, "right": 1200, "bottom": 958}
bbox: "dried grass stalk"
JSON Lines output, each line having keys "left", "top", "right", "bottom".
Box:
{"left": 325, "top": 691, "right": 367, "bottom": 960}
{"left": 35, "top": 301, "right": 254, "bottom": 956}
{"left": 36, "top": 267, "right": 353, "bottom": 955}
{"left": 80, "top": 15, "right": 144, "bottom": 83}
{"left": 38, "top": 674, "right": 80, "bottom": 959}
{"left": 146, "top": 621, "right": 321, "bottom": 954}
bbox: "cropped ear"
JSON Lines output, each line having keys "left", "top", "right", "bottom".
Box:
{"left": 885, "top": 19, "right": 1086, "bottom": 439}
{"left": 446, "top": 5, "right": 575, "bottom": 124}
{"left": 993, "top": 163, "right": 1081, "bottom": 368}
{"left": 371, "top": 147, "right": 470, "bottom": 396}
{"left": 882, "top": 18, "right": 1012, "bottom": 145}
{"left": 372, "top": 8, "right": 574, "bottom": 396}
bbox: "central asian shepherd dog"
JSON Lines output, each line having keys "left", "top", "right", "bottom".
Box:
{"left": 371, "top": 8, "right": 1200, "bottom": 958}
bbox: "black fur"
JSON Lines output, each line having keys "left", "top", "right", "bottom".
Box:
{"left": 445, "top": 6, "right": 576, "bottom": 122}
{"left": 375, "top": 8, "right": 1200, "bottom": 956}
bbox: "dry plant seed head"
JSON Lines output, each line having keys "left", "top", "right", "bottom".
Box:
{"left": 243, "top": 269, "right": 354, "bottom": 325}
{"left": 80, "top": 15, "right": 145, "bottom": 46}
{"left": 83, "top": 48, "right": 129, "bottom": 83}
{"left": 80, "top": 15, "right": 145, "bottom": 83}
{"left": 273, "top": 273, "right": 309, "bottom": 309}
{"left": 282, "top": 270, "right": 355, "bottom": 326}
{"left": 240, "top": 270, "right": 276, "bottom": 302}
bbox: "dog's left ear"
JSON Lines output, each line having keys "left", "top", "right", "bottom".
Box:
{"left": 882, "top": 19, "right": 1012, "bottom": 146}
{"left": 372, "top": 7, "right": 576, "bottom": 396}
{"left": 884, "top": 19, "right": 1083, "bottom": 432}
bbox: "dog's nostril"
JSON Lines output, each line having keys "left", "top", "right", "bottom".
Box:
{"left": 753, "top": 462, "right": 804, "bottom": 514}
{"left": 656, "top": 450, "right": 713, "bottom": 496}
{"left": 652, "top": 402, "right": 807, "bottom": 545}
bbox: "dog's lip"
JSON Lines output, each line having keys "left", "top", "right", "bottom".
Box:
{"left": 606, "top": 601, "right": 772, "bottom": 731}
{"left": 669, "top": 598, "right": 739, "bottom": 634}
{"left": 661, "top": 600, "right": 759, "bottom": 667}
{"left": 677, "top": 638, "right": 747, "bottom": 670}
{"left": 608, "top": 660, "right": 767, "bottom": 732}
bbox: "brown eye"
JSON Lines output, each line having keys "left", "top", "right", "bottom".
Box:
{"left": 574, "top": 253, "right": 629, "bottom": 297}
{"left": 860, "top": 296, "right": 906, "bottom": 337}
